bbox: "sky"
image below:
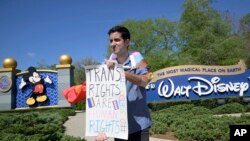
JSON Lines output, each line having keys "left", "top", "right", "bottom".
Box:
{"left": 1, "top": 0, "right": 250, "bottom": 71}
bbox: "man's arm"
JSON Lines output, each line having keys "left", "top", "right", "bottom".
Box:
{"left": 125, "top": 71, "right": 152, "bottom": 87}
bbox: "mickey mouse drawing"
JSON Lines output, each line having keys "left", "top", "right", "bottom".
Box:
{"left": 19, "top": 66, "right": 52, "bottom": 106}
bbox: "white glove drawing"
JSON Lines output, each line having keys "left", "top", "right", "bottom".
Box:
{"left": 19, "top": 78, "right": 27, "bottom": 89}
{"left": 44, "top": 75, "right": 52, "bottom": 84}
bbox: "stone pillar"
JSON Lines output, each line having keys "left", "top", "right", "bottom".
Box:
{"left": 56, "top": 54, "right": 74, "bottom": 107}
{"left": 0, "top": 58, "right": 20, "bottom": 111}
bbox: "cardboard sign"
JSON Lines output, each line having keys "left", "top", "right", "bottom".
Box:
{"left": 85, "top": 64, "right": 128, "bottom": 140}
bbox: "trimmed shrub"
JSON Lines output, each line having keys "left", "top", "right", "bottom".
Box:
{"left": 0, "top": 108, "right": 85, "bottom": 141}
{"left": 212, "top": 102, "right": 245, "bottom": 114}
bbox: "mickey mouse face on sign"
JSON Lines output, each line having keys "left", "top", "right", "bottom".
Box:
{"left": 27, "top": 67, "right": 41, "bottom": 84}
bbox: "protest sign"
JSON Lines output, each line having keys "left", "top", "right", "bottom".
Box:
{"left": 85, "top": 64, "right": 128, "bottom": 140}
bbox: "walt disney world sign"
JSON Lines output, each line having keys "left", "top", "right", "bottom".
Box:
{"left": 146, "top": 60, "right": 250, "bottom": 102}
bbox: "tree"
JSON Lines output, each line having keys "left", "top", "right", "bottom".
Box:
{"left": 36, "top": 59, "right": 57, "bottom": 70}
{"left": 239, "top": 13, "right": 250, "bottom": 67}
{"left": 120, "top": 18, "right": 178, "bottom": 71}
{"left": 73, "top": 57, "right": 100, "bottom": 85}
{"left": 240, "top": 13, "right": 250, "bottom": 39}
{"left": 178, "top": 0, "right": 245, "bottom": 65}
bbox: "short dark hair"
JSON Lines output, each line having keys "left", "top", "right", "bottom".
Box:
{"left": 108, "top": 25, "right": 130, "bottom": 40}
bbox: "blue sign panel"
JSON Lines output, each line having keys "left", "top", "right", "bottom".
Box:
{"left": 146, "top": 62, "right": 250, "bottom": 102}
{"left": 16, "top": 71, "right": 58, "bottom": 108}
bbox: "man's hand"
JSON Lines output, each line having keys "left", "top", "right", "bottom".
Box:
{"left": 95, "top": 132, "right": 108, "bottom": 141}
{"left": 105, "top": 59, "right": 117, "bottom": 69}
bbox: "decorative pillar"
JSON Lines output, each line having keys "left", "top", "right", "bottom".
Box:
{"left": 56, "top": 54, "right": 74, "bottom": 107}
{"left": 0, "top": 58, "right": 20, "bottom": 111}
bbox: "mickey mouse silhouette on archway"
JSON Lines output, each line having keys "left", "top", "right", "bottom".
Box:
{"left": 19, "top": 66, "right": 52, "bottom": 106}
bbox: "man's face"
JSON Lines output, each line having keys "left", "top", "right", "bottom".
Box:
{"left": 109, "top": 31, "right": 129, "bottom": 55}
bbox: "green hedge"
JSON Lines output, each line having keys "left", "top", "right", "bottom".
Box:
{"left": 150, "top": 101, "right": 250, "bottom": 141}
{"left": 148, "top": 97, "right": 250, "bottom": 112}
{"left": 1, "top": 97, "right": 250, "bottom": 141}
{"left": 0, "top": 108, "right": 85, "bottom": 141}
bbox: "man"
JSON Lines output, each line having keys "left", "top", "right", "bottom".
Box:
{"left": 95, "top": 25, "right": 152, "bottom": 141}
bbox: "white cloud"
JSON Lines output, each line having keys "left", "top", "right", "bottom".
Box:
{"left": 27, "top": 52, "right": 36, "bottom": 57}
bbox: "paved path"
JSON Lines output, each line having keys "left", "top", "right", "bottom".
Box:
{"left": 63, "top": 111, "right": 172, "bottom": 141}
